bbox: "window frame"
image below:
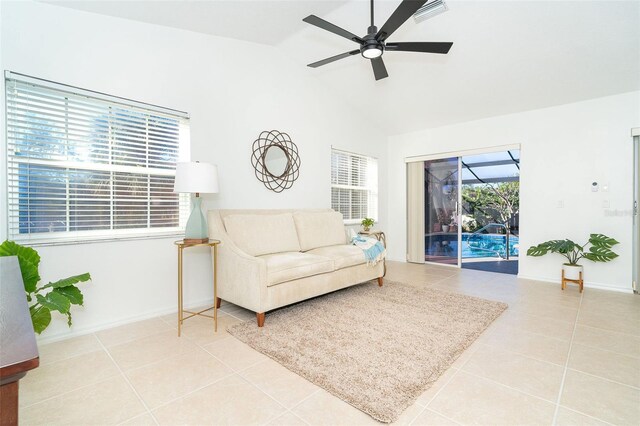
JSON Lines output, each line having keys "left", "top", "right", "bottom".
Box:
{"left": 4, "top": 71, "right": 191, "bottom": 245}
{"left": 330, "top": 147, "right": 378, "bottom": 225}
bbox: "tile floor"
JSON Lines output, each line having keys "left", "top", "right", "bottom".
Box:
{"left": 19, "top": 261, "right": 640, "bottom": 425}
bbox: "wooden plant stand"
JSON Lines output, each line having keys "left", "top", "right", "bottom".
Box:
{"left": 561, "top": 270, "right": 584, "bottom": 292}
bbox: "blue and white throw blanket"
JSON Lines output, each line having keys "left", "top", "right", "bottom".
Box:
{"left": 351, "top": 233, "right": 386, "bottom": 266}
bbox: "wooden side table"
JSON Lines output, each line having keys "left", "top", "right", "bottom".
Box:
{"left": 358, "top": 230, "right": 386, "bottom": 247}
{"left": 358, "top": 230, "right": 387, "bottom": 277}
{"left": 174, "top": 239, "right": 221, "bottom": 336}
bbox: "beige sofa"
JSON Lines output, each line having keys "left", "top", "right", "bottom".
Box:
{"left": 208, "top": 209, "right": 385, "bottom": 326}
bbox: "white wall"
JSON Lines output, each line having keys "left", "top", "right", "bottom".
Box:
{"left": 0, "top": 1, "right": 388, "bottom": 342}
{"left": 387, "top": 91, "right": 639, "bottom": 292}
{"left": 0, "top": 0, "right": 5, "bottom": 243}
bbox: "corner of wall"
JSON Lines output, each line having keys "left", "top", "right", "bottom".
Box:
{"left": 0, "top": 0, "right": 6, "bottom": 243}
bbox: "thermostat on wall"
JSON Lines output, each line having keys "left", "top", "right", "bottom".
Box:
{"left": 591, "top": 182, "right": 599, "bottom": 192}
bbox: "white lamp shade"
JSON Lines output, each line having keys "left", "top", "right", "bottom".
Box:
{"left": 173, "top": 162, "right": 219, "bottom": 194}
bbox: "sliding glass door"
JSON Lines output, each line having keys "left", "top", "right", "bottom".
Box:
{"left": 424, "top": 157, "right": 461, "bottom": 266}
{"left": 634, "top": 133, "right": 639, "bottom": 294}
{"left": 407, "top": 147, "right": 521, "bottom": 274}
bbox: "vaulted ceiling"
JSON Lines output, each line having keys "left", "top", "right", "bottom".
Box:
{"left": 42, "top": 0, "right": 640, "bottom": 134}
{"left": 40, "top": 1, "right": 351, "bottom": 45}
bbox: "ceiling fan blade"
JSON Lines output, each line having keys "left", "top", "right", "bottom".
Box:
{"left": 303, "top": 15, "right": 364, "bottom": 44}
{"left": 308, "top": 50, "right": 361, "bottom": 68}
{"left": 371, "top": 57, "right": 389, "bottom": 81}
{"left": 376, "top": 0, "right": 426, "bottom": 42}
{"left": 385, "top": 42, "right": 453, "bottom": 54}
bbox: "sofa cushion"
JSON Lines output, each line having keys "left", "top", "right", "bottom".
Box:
{"left": 306, "top": 245, "right": 366, "bottom": 270}
{"left": 293, "top": 211, "right": 346, "bottom": 251}
{"left": 259, "top": 252, "right": 334, "bottom": 286}
{"left": 223, "top": 213, "right": 301, "bottom": 257}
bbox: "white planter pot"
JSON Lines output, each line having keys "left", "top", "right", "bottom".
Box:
{"left": 563, "top": 264, "right": 583, "bottom": 280}
{"left": 442, "top": 225, "right": 450, "bottom": 233}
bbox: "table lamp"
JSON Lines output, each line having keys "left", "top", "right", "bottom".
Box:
{"left": 173, "top": 161, "right": 219, "bottom": 244}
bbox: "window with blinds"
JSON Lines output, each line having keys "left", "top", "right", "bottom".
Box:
{"left": 5, "top": 72, "right": 190, "bottom": 244}
{"left": 331, "top": 149, "right": 378, "bottom": 223}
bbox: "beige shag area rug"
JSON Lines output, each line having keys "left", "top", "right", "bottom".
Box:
{"left": 227, "top": 280, "right": 507, "bottom": 423}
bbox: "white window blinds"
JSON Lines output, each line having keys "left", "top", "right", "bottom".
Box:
{"left": 5, "top": 72, "right": 190, "bottom": 244}
{"left": 331, "top": 149, "right": 378, "bottom": 223}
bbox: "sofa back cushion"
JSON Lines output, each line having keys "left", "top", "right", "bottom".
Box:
{"left": 293, "top": 211, "right": 346, "bottom": 251}
{"left": 223, "top": 213, "right": 301, "bottom": 256}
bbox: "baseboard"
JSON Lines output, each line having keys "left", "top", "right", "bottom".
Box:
{"left": 515, "top": 275, "right": 557, "bottom": 287}
{"left": 516, "top": 274, "right": 633, "bottom": 294}
{"left": 35, "top": 297, "right": 215, "bottom": 345}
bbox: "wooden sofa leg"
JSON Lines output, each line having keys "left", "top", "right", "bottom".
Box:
{"left": 215, "top": 297, "right": 222, "bottom": 309}
{"left": 256, "top": 313, "right": 265, "bottom": 327}
{"left": 378, "top": 277, "right": 384, "bottom": 287}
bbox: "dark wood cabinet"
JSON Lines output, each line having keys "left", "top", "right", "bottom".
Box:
{"left": 0, "top": 256, "right": 40, "bottom": 426}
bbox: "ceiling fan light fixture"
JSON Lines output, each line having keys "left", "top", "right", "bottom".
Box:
{"left": 361, "top": 45, "right": 383, "bottom": 59}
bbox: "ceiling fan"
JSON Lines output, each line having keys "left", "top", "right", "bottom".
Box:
{"left": 303, "top": 0, "right": 453, "bottom": 81}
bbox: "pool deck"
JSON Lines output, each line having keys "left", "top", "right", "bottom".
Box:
{"left": 423, "top": 256, "right": 520, "bottom": 275}
{"left": 461, "top": 259, "right": 519, "bottom": 275}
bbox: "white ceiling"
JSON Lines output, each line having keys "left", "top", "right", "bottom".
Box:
{"left": 40, "top": 0, "right": 350, "bottom": 45}
{"left": 41, "top": 0, "right": 640, "bottom": 134}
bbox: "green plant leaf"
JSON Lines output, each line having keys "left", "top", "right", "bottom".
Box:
{"left": 1, "top": 241, "right": 91, "bottom": 335}
{"left": 589, "top": 234, "right": 619, "bottom": 249}
{"left": 30, "top": 305, "right": 51, "bottom": 335}
{"left": 42, "top": 273, "right": 91, "bottom": 289}
{"left": 583, "top": 246, "right": 619, "bottom": 262}
{"left": 0, "top": 240, "right": 41, "bottom": 293}
{"left": 554, "top": 240, "right": 578, "bottom": 254}
{"left": 53, "top": 285, "right": 83, "bottom": 305}
{"left": 531, "top": 240, "right": 578, "bottom": 254}
{"left": 361, "top": 218, "right": 375, "bottom": 227}
{"left": 36, "top": 292, "right": 71, "bottom": 314}
{"left": 528, "top": 239, "right": 582, "bottom": 264}
{"left": 527, "top": 243, "right": 550, "bottom": 256}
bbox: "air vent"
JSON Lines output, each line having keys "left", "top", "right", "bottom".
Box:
{"left": 413, "top": 0, "right": 448, "bottom": 23}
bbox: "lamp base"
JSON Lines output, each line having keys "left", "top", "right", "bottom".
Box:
{"left": 184, "top": 196, "right": 209, "bottom": 241}
{"left": 183, "top": 238, "right": 209, "bottom": 245}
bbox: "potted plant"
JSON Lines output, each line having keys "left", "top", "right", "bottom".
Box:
{"left": 434, "top": 208, "right": 447, "bottom": 233}
{"left": 0, "top": 240, "right": 91, "bottom": 334}
{"left": 527, "top": 234, "right": 619, "bottom": 280}
{"left": 361, "top": 218, "right": 375, "bottom": 232}
{"left": 449, "top": 212, "right": 458, "bottom": 233}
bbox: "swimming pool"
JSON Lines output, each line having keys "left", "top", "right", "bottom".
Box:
{"left": 462, "top": 233, "right": 519, "bottom": 258}
{"left": 425, "top": 233, "right": 519, "bottom": 259}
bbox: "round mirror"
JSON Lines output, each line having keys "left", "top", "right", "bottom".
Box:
{"left": 264, "top": 146, "right": 289, "bottom": 178}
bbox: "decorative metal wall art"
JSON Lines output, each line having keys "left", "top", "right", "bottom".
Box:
{"left": 251, "top": 130, "right": 300, "bottom": 193}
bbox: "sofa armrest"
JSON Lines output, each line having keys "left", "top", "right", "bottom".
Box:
{"left": 210, "top": 228, "right": 268, "bottom": 313}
